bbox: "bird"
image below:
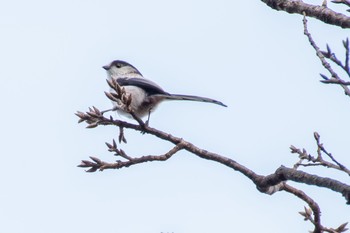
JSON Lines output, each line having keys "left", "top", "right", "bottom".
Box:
{"left": 102, "top": 60, "right": 227, "bottom": 121}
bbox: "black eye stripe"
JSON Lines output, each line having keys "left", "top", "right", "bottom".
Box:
{"left": 107, "top": 60, "right": 142, "bottom": 75}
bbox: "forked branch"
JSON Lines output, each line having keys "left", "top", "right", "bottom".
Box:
{"left": 303, "top": 13, "right": 350, "bottom": 97}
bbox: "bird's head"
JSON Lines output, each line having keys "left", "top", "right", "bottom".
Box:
{"left": 102, "top": 60, "right": 142, "bottom": 76}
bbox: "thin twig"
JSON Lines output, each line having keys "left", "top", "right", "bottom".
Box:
{"left": 291, "top": 132, "right": 350, "bottom": 176}
{"left": 316, "top": 141, "right": 350, "bottom": 176}
{"left": 303, "top": 13, "right": 350, "bottom": 97}
{"left": 79, "top": 142, "right": 185, "bottom": 171}
{"left": 321, "top": 40, "right": 350, "bottom": 77}
{"left": 345, "top": 38, "right": 350, "bottom": 73}
{"left": 321, "top": 79, "right": 350, "bottom": 85}
{"left": 331, "top": 0, "right": 350, "bottom": 8}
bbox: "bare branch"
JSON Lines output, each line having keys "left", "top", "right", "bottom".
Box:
{"left": 314, "top": 133, "right": 350, "bottom": 175}
{"left": 261, "top": 0, "right": 350, "bottom": 28}
{"left": 285, "top": 183, "right": 349, "bottom": 233}
{"left": 282, "top": 184, "right": 322, "bottom": 233}
{"left": 76, "top": 109, "right": 350, "bottom": 204}
{"left": 321, "top": 40, "right": 350, "bottom": 76}
{"left": 303, "top": 14, "right": 350, "bottom": 97}
{"left": 256, "top": 165, "right": 350, "bottom": 204}
{"left": 291, "top": 132, "right": 350, "bottom": 176}
{"left": 344, "top": 38, "right": 350, "bottom": 72}
{"left": 320, "top": 78, "right": 350, "bottom": 85}
{"left": 78, "top": 142, "right": 185, "bottom": 171}
{"left": 118, "top": 126, "right": 127, "bottom": 143}
{"left": 332, "top": 0, "right": 350, "bottom": 8}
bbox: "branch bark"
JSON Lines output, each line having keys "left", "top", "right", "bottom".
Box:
{"left": 261, "top": 0, "right": 350, "bottom": 28}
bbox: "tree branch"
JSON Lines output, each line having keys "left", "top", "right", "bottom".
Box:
{"left": 261, "top": 0, "right": 350, "bottom": 28}
{"left": 76, "top": 108, "right": 350, "bottom": 204}
{"left": 303, "top": 13, "right": 350, "bottom": 97}
{"left": 283, "top": 184, "right": 348, "bottom": 233}
{"left": 282, "top": 184, "right": 322, "bottom": 233}
{"left": 79, "top": 143, "right": 184, "bottom": 172}
{"left": 332, "top": 0, "right": 350, "bottom": 10}
{"left": 291, "top": 132, "right": 350, "bottom": 176}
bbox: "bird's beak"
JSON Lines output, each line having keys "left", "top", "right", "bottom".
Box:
{"left": 102, "top": 65, "right": 109, "bottom": 70}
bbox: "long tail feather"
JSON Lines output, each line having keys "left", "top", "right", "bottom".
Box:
{"left": 163, "top": 94, "right": 227, "bottom": 107}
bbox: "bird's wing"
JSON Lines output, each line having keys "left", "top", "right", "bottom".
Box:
{"left": 116, "top": 77, "right": 170, "bottom": 96}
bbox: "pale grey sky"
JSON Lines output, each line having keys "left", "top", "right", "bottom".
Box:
{"left": 0, "top": 0, "right": 349, "bottom": 232}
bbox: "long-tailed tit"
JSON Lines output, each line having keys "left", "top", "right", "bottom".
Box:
{"left": 102, "top": 60, "right": 227, "bottom": 119}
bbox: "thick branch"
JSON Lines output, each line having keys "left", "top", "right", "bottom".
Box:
{"left": 262, "top": 166, "right": 350, "bottom": 204}
{"left": 261, "top": 0, "right": 350, "bottom": 28}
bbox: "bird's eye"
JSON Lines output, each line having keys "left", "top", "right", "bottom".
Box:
{"left": 116, "top": 63, "right": 122, "bottom": 68}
